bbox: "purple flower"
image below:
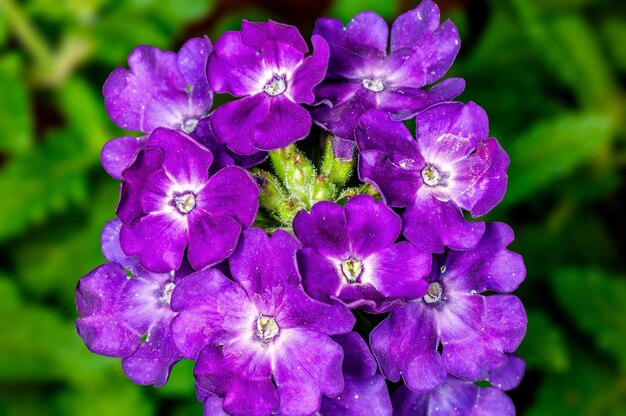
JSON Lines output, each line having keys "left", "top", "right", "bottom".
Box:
{"left": 104, "top": 37, "right": 213, "bottom": 135}
{"left": 117, "top": 128, "right": 259, "bottom": 272}
{"left": 75, "top": 220, "right": 183, "bottom": 386}
{"left": 198, "top": 332, "right": 393, "bottom": 415}
{"left": 293, "top": 195, "right": 431, "bottom": 312}
{"left": 208, "top": 20, "right": 329, "bottom": 155}
{"left": 311, "top": 0, "right": 464, "bottom": 139}
{"left": 392, "top": 355, "right": 525, "bottom": 416}
{"left": 357, "top": 103, "right": 509, "bottom": 253}
{"left": 170, "top": 228, "right": 355, "bottom": 416}
{"left": 101, "top": 37, "right": 213, "bottom": 179}
{"left": 370, "top": 222, "right": 526, "bottom": 392}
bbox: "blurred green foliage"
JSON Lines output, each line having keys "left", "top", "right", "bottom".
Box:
{"left": 0, "top": 0, "right": 625, "bottom": 415}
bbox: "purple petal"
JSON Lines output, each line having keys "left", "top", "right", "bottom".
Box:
{"left": 358, "top": 150, "right": 422, "bottom": 207}
{"left": 276, "top": 284, "right": 355, "bottom": 335}
{"left": 208, "top": 31, "right": 267, "bottom": 96}
{"left": 146, "top": 128, "right": 213, "bottom": 186}
{"left": 457, "top": 138, "right": 509, "bottom": 217}
{"left": 390, "top": 0, "right": 441, "bottom": 51}
{"left": 117, "top": 147, "right": 163, "bottom": 225}
{"left": 314, "top": 12, "right": 389, "bottom": 78}
{"left": 210, "top": 94, "right": 268, "bottom": 155}
{"left": 121, "top": 318, "right": 182, "bottom": 387}
{"left": 229, "top": 228, "right": 301, "bottom": 297}
{"left": 440, "top": 295, "right": 527, "bottom": 381}
{"left": 366, "top": 242, "right": 430, "bottom": 300}
{"left": 251, "top": 95, "right": 311, "bottom": 151}
{"left": 370, "top": 301, "right": 446, "bottom": 392}
{"left": 416, "top": 101, "right": 489, "bottom": 153}
{"left": 75, "top": 264, "right": 141, "bottom": 357}
{"left": 187, "top": 209, "right": 242, "bottom": 270}
{"left": 402, "top": 192, "right": 486, "bottom": 253}
{"left": 103, "top": 39, "right": 212, "bottom": 134}
{"left": 100, "top": 219, "right": 142, "bottom": 275}
{"left": 392, "top": 378, "right": 516, "bottom": 416}
{"left": 241, "top": 20, "right": 308, "bottom": 55}
{"left": 443, "top": 222, "right": 525, "bottom": 294}
{"left": 489, "top": 354, "right": 525, "bottom": 391}
{"left": 332, "top": 332, "right": 377, "bottom": 379}
{"left": 195, "top": 344, "right": 278, "bottom": 416}
{"left": 311, "top": 89, "right": 376, "bottom": 140}
{"left": 196, "top": 166, "right": 259, "bottom": 227}
{"left": 273, "top": 329, "right": 344, "bottom": 415}
{"left": 100, "top": 136, "right": 147, "bottom": 180}
{"left": 202, "top": 394, "right": 229, "bottom": 416}
{"left": 345, "top": 195, "right": 401, "bottom": 257}
{"left": 357, "top": 109, "right": 423, "bottom": 163}
{"left": 170, "top": 269, "right": 254, "bottom": 359}
{"left": 289, "top": 35, "right": 330, "bottom": 104}
{"left": 319, "top": 374, "right": 392, "bottom": 416}
{"left": 293, "top": 201, "right": 350, "bottom": 258}
{"left": 120, "top": 211, "right": 187, "bottom": 272}
{"left": 390, "top": 2, "right": 460, "bottom": 85}
{"left": 296, "top": 248, "right": 343, "bottom": 303}
{"left": 374, "top": 78, "right": 465, "bottom": 120}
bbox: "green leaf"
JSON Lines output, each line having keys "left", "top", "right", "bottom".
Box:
{"left": 55, "top": 378, "right": 153, "bottom": 416}
{"left": 0, "top": 128, "right": 94, "bottom": 242}
{"left": 12, "top": 180, "right": 118, "bottom": 307}
{"left": 328, "top": 0, "right": 397, "bottom": 22}
{"left": 0, "top": 295, "right": 115, "bottom": 384}
{"left": 0, "top": 54, "right": 33, "bottom": 155}
{"left": 517, "top": 309, "right": 569, "bottom": 372}
{"left": 156, "top": 359, "right": 196, "bottom": 398}
{"left": 602, "top": 18, "right": 626, "bottom": 72}
{"left": 58, "top": 77, "right": 113, "bottom": 154}
{"left": 551, "top": 268, "right": 626, "bottom": 370}
{"left": 504, "top": 112, "right": 614, "bottom": 206}
{"left": 527, "top": 348, "right": 626, "bottom": 416}
{"left": 512, "top": 2, "right": 617, "bottom": 109}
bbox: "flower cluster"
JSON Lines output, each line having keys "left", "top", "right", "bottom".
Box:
{"left": 76, "top": 1, "right": 527, "bottom": 415}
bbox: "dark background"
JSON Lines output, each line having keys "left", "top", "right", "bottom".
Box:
{"left": 1, "top": 0, "right": 626, "bottom": 414}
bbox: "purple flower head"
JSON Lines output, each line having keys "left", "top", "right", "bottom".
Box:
{"left": 170, "top": 228, "right": 355, "bottom": 416}
{"left": 370, "top": 222, "right": 526, "bottom": 392}
{"left": 208, "top": 20, "right": 330, "bottom": 155}
{"left": 311, "top": 0, "right": 464, "bottom": 139}
{"left": 357, "top": 103, "right": 509, "bottom": 253}
{"left": 294, "top": 195, "right": 431, "bottom": 312}
{"left": 104, "top": 37, "right": 213, "bottom": 135}
{"left": 75, "top": 219, "right": 183, "bottom": 386}
{"left": 393, "top": 354, "right": 525, "bottom": 416}
{"left": 117, "top": 128, "right": 259, "bottom": 272}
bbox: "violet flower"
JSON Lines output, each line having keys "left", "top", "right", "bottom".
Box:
{"left": 196, "top": 332, "right": 393, "bottom": 416}
{"left": 370, "top": 222, "right": 527, "bottom": 392}
{"left": 293, "top": 195, "right": 431, "bottom": 312}
{"left": 311, "top": 0, "right": 464, "bottom": 140}
{"left": 170, "top": 228, "right": 355, "bottom": 416}
{"left": 117, "top": 128, "right": 259, "bottom": 272}
{"left": 393, "top": 355, "right": 525, "bottom": 416}
{"left": 101, "top": 37, "right": 213, "bottom": 179}
{"left": 357, "top": 103, "right": 509, "bottom": 253}
{"left": 208, "top": 20, "right": 329, "bottom": 155}
{"left": 75, "top": 220, "right": 183, "bottom": 386}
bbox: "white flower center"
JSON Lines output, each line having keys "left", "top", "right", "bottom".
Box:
{"left": 341, "top": 258, "right": 363, "bottom": 283}
{"left": 264, "top": 76, "right": 286, "bottom": 96}
{"left": 159, "top": 282, "right": 176, "bottom": 306}
{"left": 362, "top": 78, "right": 385, "bottom": 92}
{"left": 424, "top": 281, "right": 443, "bottom": 304}
{"left": 256, "top": 315, "right": 280, "bottom": 342}
{"left": 421, "top": 164, "right": 445, "bottom": 187}
{"left": 181, "top": 118, "right": 199, "bottom": 134}
{"left": 174, "top": 193, "right": 196, "bottom": 214}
